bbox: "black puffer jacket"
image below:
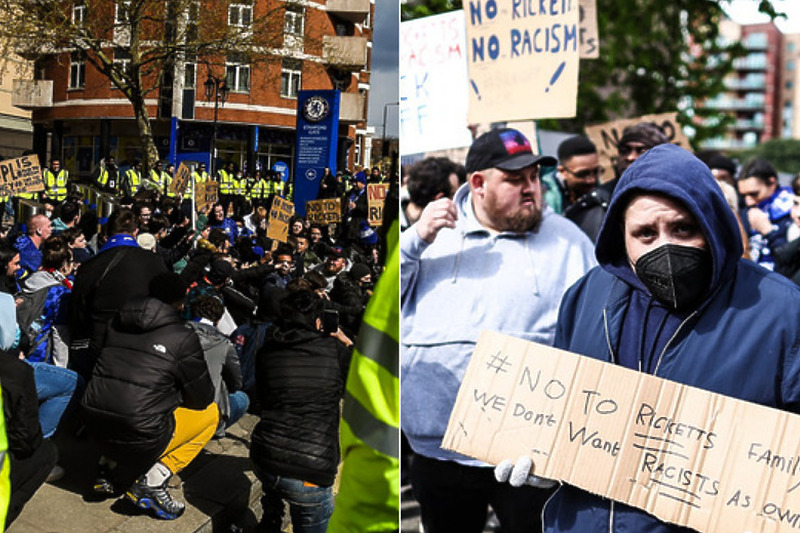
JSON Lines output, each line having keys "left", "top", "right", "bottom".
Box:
{"left": 68, "top": 244, "right": 167, "bottom": 377}
{"left": 81, "top": 297, "right": 214, "bottom": 464}
{"left": 250, "top": 323, "right": 351, "bottom": 487}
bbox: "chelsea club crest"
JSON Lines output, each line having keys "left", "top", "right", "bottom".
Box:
{"left": 302, "top": 96, "right": 330, "bottom": 122}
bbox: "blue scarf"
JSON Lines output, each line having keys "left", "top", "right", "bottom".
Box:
{"left": 100, "top": 233, "right": 140, "bottom": 252}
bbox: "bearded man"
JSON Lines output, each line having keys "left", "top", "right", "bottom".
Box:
{"left": 400, "top": 128, "right": 596, "bottom": 532}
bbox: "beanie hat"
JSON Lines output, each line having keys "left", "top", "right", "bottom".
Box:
{"left": 350, "top": 262, "right": 372, "bottom": 281}
{"left": 706, "top": 153, "right": 736, "bottom": 176}
{"left": 359, "top": 221, "right": 378, "bottom": 245}
{"left": 618, "top": 122, "right": 669, "bottom": 149}
{"left": 136, "top": 232, "right": 157, "bottom": 251}
{"left": 207, "top": 259, "right": 234, "bottom": 285}
{"left": 355, "top": 171, "right": 367, "bottom": 184}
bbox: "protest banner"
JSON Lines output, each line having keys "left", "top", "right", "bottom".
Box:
{"left": 585, "top": 112, "right": 690, "bottom": 182}
{"left": 579, "top": 0, "right": 599, "bottom": 58}
{"left": 196, "top": 180, "right": 218, "bottom": 212}
{"left": 444, "top": 331, "right": 800, "bottom": 533}
{"left": 267, "top": 196, "right": 294, "bottom": 242}
{"left": 465, "top": 0, "right": 580, "bottom": 122}
{"left": 401, "top": 10, "right": 473, "bottom": 155}
{"left": 367, "top": 183, "right": 390, "bottom": 226}
{"left": 0, "top": 154, "right": 44, "bottom": 196}
{"left": 169, "top": 163, "right": 191, "bottom": 195}
{"left": 305, "top": 198, "right": 341, "bottom": 225}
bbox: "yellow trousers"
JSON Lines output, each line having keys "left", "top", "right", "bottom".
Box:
{"left": 160, "top": 404, "right": 218, "bottom": 475}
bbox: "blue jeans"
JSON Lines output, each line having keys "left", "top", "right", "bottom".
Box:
{"left": 225, "top": 391, "right": 249, "bottom": 429}
{"left": 29, "top": 362, "right": 84, "bottom": 439}
{"left": 253, "top": 466, "right": 333, "bottom": 533}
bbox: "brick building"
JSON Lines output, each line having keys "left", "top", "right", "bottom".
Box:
{"left": 12, "top": 0, "right": 374, "bottom": 181}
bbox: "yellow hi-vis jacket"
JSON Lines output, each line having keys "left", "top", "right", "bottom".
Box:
{"left": 0, "top": 385, "right": 10, "bottom": 528}
{"left": 43, "top": 169, "right": 69, "bottom": 202}
{"left": 329, "top": 221, "right": 399, "bottom": 533}
{"left": 217, "top": 169, "right": 235, "bottom": 195}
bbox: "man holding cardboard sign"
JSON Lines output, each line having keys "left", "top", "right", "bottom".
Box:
{"left": 496, "top": 144, "right": 800, "bottom": 532}
{"left": 401, "top": 128, "right": 595, "bottom": 532}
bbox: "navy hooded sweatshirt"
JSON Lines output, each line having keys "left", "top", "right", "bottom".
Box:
{"left": 544, "top": 144, "right": 800, "bottom": 532}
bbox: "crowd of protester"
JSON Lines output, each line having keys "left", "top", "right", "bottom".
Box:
{"left": 0, "top": 156, "right": 396, "bottom": 532}
{"left": 400, "top": 123, "right": 800, "bottom": 533}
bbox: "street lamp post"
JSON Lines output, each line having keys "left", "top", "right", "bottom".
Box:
{"left": 381, "top": 101, "right": 399, "bottom": 172}
{"left": 382, "top": 101, "right": 399, "bottom": 148}
{"left": 203, "top": 71, "right": 230, "bottom": 179}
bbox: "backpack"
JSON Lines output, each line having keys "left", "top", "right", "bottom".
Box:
{"left": 230, "top": 321, "right": 271, "bottom": 392}
{"left": 15, "top": 287, "right": 50, "bottom": 357}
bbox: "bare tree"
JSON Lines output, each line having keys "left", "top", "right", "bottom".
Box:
{"left": 0, "top": 0, "right": 299, "bottom": 173}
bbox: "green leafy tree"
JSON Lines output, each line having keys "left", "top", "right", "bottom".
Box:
{"left": 735, "top": 139, "right": 800, "bottom": 175}
{"left": 401, "top": 0, "right": 783, "bottom": 149}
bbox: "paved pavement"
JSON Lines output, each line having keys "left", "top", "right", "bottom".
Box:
{"left": 7, "top": 413, "right": 270, "bottom": 533}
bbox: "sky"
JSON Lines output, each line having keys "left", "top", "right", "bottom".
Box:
{"left": 367, "top": 0, "right": 399, "bottom": 139}
{"left": 724, "top": 0, "right": 800, "bottom": 32}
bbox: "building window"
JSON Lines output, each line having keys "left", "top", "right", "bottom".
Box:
{"left": 789, "top": 42, "right": 796, "bottom": 53}
{"left": 69, "top": 52, "right": 85, "bottom": 89}
{"left": 184, "top": 61, "right": 196, "bottom": 89}
{"left": 226, "top": 54, "right": 250, "bottom": 92}
{"left": 788, "top": 81, "right": 794, "bottom": 91}
{"left": 284, "top": 4, "right": 304, "bottom": 37}
{"left": 115, "top": 0, "right": 130, "bottom": 23}
{"left": 228, "top": 2, "right": 252, "bottom": 28}
{"left": 788, "top": 60, "right": 796, "bottom": 72}
{"left": 280, "top": 59, "right": 301, "bottom": 98}
{"left": 112, "top": 48, "right": 131, "bottom": 88}
{"left": 72, "top": 0, "right": 86, "bottom": 24}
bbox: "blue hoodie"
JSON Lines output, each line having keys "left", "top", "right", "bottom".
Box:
{"left": 545, "top": 144, "right": 800, "bottom": 532}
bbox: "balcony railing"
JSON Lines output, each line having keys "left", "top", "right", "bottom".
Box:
{"left": 724, "top": 78, "right": 766, "bottom": 91}
{"left": 339, "top": 92, "right": 365, "bottom": 123}
{"left": 703, "top": 97, "right": 764, "bottom": 110}
{"left": 322, "top": 36, "right": 368, "bottom": 70}
{"left": 326, "top": 0, "right": 370, "bottom": 24}
{"left": 701, "top": 137, "right": 759, "bottom": 150}
{"left": 11, "top": 79, "right": 53, "bottom": 109}
{"left": 728, "top": 119, "right": 765, "bottom": 131}
{"left": 733, "top": 57, "right": 767, "bottom": 70}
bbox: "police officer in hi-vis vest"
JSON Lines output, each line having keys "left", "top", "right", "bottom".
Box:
{"left": 43, "top": 159, "right": 69, "bottom": 205}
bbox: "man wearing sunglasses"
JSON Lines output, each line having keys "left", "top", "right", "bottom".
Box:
{"left": 555, "top": 135, "right": 603, "bottom": 208}
{"left": 564, "top": 122, "right": 669, "bottom": 242}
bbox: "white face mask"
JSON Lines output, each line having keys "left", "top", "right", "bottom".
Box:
{"left": 45, "top": 211, "right": 53, "bottom": 219}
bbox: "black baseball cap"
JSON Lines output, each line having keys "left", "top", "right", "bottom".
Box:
{"left": 465, "top": 128, "right": 556, "bottom": 173}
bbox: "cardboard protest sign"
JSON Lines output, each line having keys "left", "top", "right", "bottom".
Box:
{"left": 465, "top": 1, "right": 580, "bottom": 122}
{"left": 169, "top": 163, "right": 191, "bottom": 195}
{"left": 400, "top": 10, "right": 473, "bottom": 155}
{"left": 367, "top": 183, "right": 390, "bottom": 226}
{"left": 266, "top": 196, "right": 294, "bottom": 243}
{"left": 579, "top": 0, "right": 599, "bottom": 58}
{"left": 0, "top": 154, "right": 44, "bottom": 196}
{"left": 306, "top": 198, "right": 341, "bottom": 225}
{"left": 197, "top": 180, "right": 218, "bottom": 212}
{"left": 444, "top": 331, "right": 800, "bottom": 533}
{"left": 585, "top": 112, "right": 690, "bottom": 182}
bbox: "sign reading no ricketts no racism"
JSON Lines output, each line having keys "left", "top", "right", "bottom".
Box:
{"left": 465, "top": 0, "right": 580, "bottom": 123}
